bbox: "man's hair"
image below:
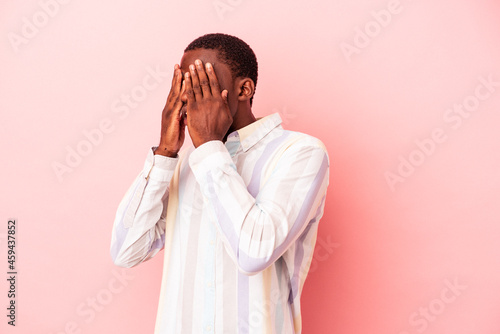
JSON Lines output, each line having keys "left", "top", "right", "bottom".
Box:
{"left": 184, "top": 33, "right": 258, "bottom": 106}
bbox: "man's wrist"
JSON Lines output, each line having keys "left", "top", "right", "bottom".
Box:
{"left": 154, "top": 146, "right": 178, "bottom": 158}
{"left": 190, "top": 140, "right": 230, "bottom": 172}
{"left": 194, "top": 137, "right": 222, "bottom": 148}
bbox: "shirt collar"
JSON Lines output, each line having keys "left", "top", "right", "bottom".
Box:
{"left": 226, "top": 113, "right": 283, "bottom": 153}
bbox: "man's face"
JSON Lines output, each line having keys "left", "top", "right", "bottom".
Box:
{"left": 179, "top": 48, "right": 236, "bottom": 117}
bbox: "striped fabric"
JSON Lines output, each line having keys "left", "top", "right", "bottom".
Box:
{"left": 110, "top": 112, "right": 330, "bottom": 333}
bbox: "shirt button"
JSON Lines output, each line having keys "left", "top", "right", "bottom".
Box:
{"left": 206, "top": 325, "right": 212, "bottom": 331}
{"left": 209, "top": 240, "right": 215, "bottom": 246}
{"left": 207, "top": 282, "right": 213, "bottom": 288}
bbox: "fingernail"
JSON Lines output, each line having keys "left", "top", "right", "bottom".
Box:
{"left": 206, "top": 62, "right": 212, "bottom": 71}
{"left": 195, "top": 59, "right": 201, "bottom": 66}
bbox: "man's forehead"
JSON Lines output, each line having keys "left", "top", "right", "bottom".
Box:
{"left": 180, "top": 49, "right": 219, "bottom": 67}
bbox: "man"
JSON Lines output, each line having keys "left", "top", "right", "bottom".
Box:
{"left": 110, "top": 33, "right": 330, "bottom": 334}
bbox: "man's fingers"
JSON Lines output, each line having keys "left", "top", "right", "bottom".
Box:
{"left": 169, "top": 64, "right": 178, "bottom": 88}
{"left": 179, "top": 77, "right": 186, "bottom": 99}
{"left": 167, "top": 65, "right": 182, "bottom": 102}
{"left": 188, "top": 64, "right": 202, "bottom": 101}
{"left": 205, "top": 62, "right": 221, "bottom": 96}
{"left": 184, "top": 72, "right": 196, "bottom": 105}
{"left": 166, "top": 86, "right": 184, "bottom": 118}
{"left": 195, "top": 59, "right": 212, "bottom": 97}
{"left": 173, "top": 83, "right": 184, "bottom": 113}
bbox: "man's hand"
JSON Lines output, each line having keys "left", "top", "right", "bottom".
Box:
{"left": 183, "top": 59, "right": 233, "bottom": 148}
{"left": 155, "top": 64, "right": 186, "bottom": 157}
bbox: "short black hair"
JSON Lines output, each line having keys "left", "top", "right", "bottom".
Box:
{"left": 184, "top": 33, "right": 258, "bottom": 106}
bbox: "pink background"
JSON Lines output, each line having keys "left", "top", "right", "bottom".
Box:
{"left": 1, "top": 0, "right": 500, "bottom": 333}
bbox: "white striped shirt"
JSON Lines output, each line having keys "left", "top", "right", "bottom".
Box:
{"left": 110, "top": 112, "right": 330, "bottom": 333}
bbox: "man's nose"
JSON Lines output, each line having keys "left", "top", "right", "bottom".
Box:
{"left": 180, "top": 92, "right": 187, "bottom": 103}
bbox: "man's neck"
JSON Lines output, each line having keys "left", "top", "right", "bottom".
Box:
{"left": 223, "top": 108, "right": 256, "bottom": 143}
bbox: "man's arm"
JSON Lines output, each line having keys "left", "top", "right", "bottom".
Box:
{"left": 110, "top": 148, "right": 179, "bottom": 268}
{"left": 182, "top": 58, "right": 330, "bottom": 275}
{"left": 110, "top": 64, "right": 186, "bottom": 268}
{"left": 188, "top": 138, "right": 330, "bottom": 275}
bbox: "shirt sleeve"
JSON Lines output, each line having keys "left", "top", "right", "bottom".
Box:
{"left": 110, "top": 147, "right": 179, "bottom": 268}
{"left": 188, "top": 139, "right": 330, "bottom": 275}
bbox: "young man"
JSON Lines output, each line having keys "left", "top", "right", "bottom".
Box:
{"left": 110, "top": 33, "right": 330, "bottom": 334}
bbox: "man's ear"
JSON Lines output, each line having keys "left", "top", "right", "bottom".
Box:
{"left": 236, "top": 78, "right": 255, "bottom": 103}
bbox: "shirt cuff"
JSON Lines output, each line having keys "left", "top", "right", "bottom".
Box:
{"left": 142, "top": 146, "right": 179, "bottom": 182}
{"left": 188, "top": 140, "right": 236, "bottom": 177}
